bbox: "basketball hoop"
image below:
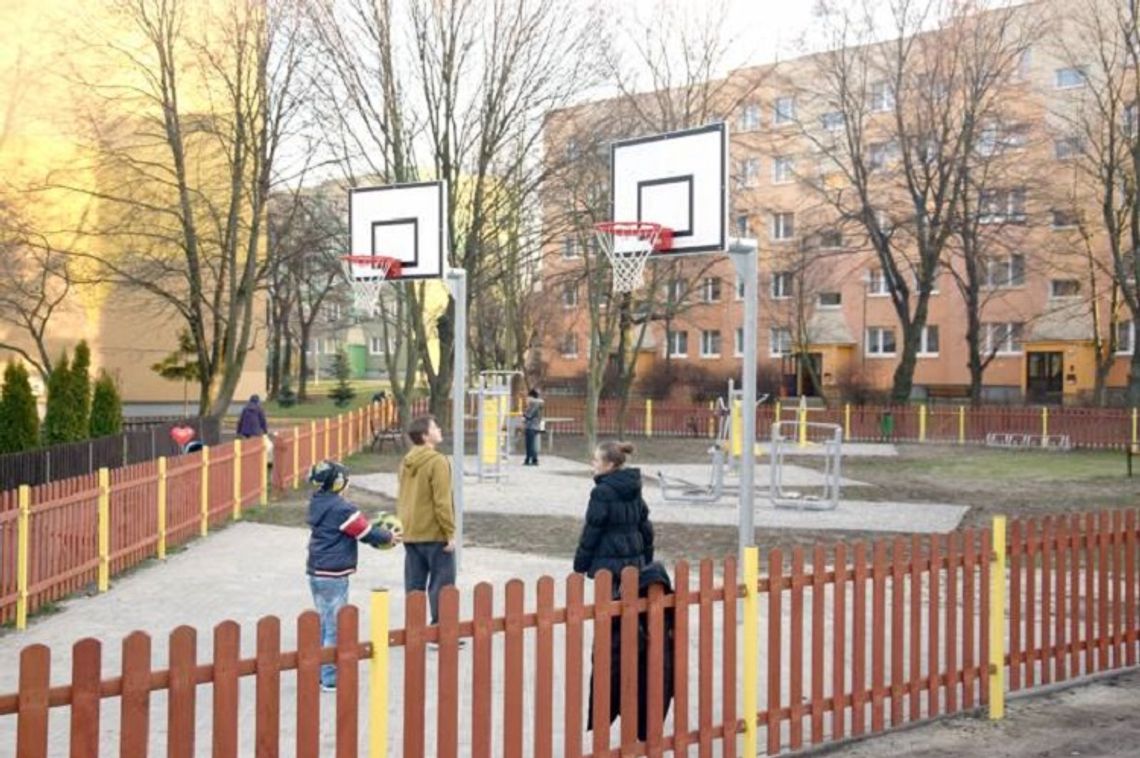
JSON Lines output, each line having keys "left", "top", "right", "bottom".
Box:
{"left": 341, "top": 255, "right": 402, "bottom": 316}
{"left": 592, "top": 221, "right": 673, "bottom": 293}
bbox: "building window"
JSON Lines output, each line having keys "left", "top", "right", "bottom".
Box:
{"left": 1050, "top": 279, "right": 1081, "bottom": 298}
{"left": 1116, "top": 321, "right": 1134, "bottom": 354}
{"left": 368, "top": 336, "right": 385, "bottom": 356}
{"left": 700, "top": 330, "right": 722, "bottom": 358}
{"left": 1054, "top": 136, "right": 1083, "bottom": 160}
{"left": 739, "top": 103, "right": 761, "bottom": 132}
{"left": 979, "top": 188, "right": 1027, "bottom": 224}
{"left": 770, "top": 327, "right": 793, "bottom": 357}
{"left": 740, "top": 158, "right": 761, "bottom": 188}
{"left": 666, "top": 330, "right": 688, "bottom": 358}
{"left": 735, "top": 275, "right": 746, "bottom": 300}
{"left": 322, "top": 337, "right": 340, "bottom": 355}
{"left": 702, "top": 276, "right": 722, "bottom": 303}
{"left": 867, "top": 268, "right": 892, "bottom": 296}
{"left": 866, "top": 327, "right": 897, "bottom": 356}
{"left": 1126, "top": 103, "right": 1138, "bottom": 137}
{"left": 1054, "top": 66, "right": 1088, "bottom": 89}
{"left": 735, "top": 327, "right": 745, "bottom": 357}
{"left": 771, "top": 271, "right": 793, "bottom": 299}
{"left": 734, "top": 213, "right": 751, "bottom": 236}
{"left": 985, "top": 254, "right": 1026, "bottom": 288}
{"left": 772, "top": 156, "right": 794, "bottom": 184}
{"left": 559, "top": 333, "right": 579, "bottom": 358}
{"left": 1051, "top": 209, "right": 1079, "bottom": 229}
{"left": 667, "top": 278, "right": 685, "bottom": 303}
{"left": 918, "top": 325, "right": 940, "bottom": 356}
{"left": 773, "top": 96, "right": 796, "bottom": 125}
{"left": 818, "top": 292, "right": 842, "bottom": 309}
{"left": 821, "top": 111, "right": 845, "bottom": 131}
{"left": 771, "top": 212, "right": 795, "bottom": 241}
{"left": 561, "top": 284, "right": 579, "bottom": 308}
{"left": 984, "top": 322, "right": 1024, "bottom": 354}
{"left": 562, "top": 237, "right": 579, "bottom": 259}
{"left": 869, "top": 141, "right": 897, "bottom": 170}
{"left": 819, "top": 229, "right": 843, "bottom": 249}
{"left": 325, "top": 302, "right": 342, "bottom": 322}
{"left": 870, "top": 80, "right": 895, "bottom": 112}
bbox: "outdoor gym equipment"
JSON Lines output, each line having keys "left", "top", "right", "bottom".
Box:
{"left": 769, "top": 421, "right": 843, "bottom": 511}
{"left": 472, "top": 370, "right": 519, "bottom": 482}
{"left": 657, "top": 445, "right": 729, "bottom": 503}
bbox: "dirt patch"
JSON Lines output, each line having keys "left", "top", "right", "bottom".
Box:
{"left": 829, "top": 668, "right": 1140, "bottom": 757}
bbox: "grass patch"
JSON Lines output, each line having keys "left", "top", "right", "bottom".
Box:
{"left": 857, "top": 445, "right": 1133, "bottom": 482}
{"left": 262, "top": 380, "right": 415, "bottom": 420}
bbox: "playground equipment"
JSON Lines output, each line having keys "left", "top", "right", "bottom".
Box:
{"left": 769, "top": 421, "right": 843, "bottom": 511}
{"left": 720, "top": 378, "right": 769, "bottom": 473}
{"left": 472, "top": 371, "right": 520, "bottom": 482}
{"left": 658, "top": 445, "right": 729, "bottom": 503}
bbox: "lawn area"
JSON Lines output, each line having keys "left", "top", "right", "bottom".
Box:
{"left": 260, "top": 380, "right": 417, "bottom": 420}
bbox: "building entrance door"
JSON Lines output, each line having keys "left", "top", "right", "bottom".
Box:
{"left": 1026, "top": 351, "right": 1063, "bottom": 405}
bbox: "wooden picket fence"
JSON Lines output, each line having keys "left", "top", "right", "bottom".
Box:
{"left": 0, "top": 406, "right": 385, "bottom": 629}
{"left": 3, "top": 508, "right": 1138, "bottom": 756}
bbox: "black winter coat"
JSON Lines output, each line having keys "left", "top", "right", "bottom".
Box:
{"left": 573, "top": 467, "right": 654, "bottom": 578}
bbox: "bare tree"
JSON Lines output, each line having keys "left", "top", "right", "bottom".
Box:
{"left": 798, "top": 0, "right": 1033, "bottom": 402}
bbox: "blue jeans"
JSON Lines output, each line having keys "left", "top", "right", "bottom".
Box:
{"left": 309, "top": 575, "right": 349, "bottom": 687}
{"left": 404, "top": 542, "right": 456, "bottom": 625}
{"left": 524, "top": 429, "right": 540, "bottom": 464}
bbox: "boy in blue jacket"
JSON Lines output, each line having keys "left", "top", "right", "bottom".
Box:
{"left": 306, "top": 459, "right": 398, "bottom": 691}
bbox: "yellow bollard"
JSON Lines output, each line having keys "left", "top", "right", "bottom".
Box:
{"left": 293, "top": 426, "right": 301, "bottom": 489}
{"left": 742, "top": 546, "right": 759, "bottom": 756}
{"left": 645, "top": 398, "right": 653, "bottom": 438}
{"left": 989, "top": 515, "right": 1007, "bottom": 720}
{"left": 708, "top": 401, "right": 715, "bottom": 439}
{"left": 98, "top": 467, "right": 110, "bottom": 592}
{"left": 958, "top": 406, "right": 966, "bottom": 445}
{"left": 775, "top": 400, "right": 782, "bottom": 427}
{"left": 919, "top": 404, "right": 927, "bottom": 443}
{"left": 260, "top": 437, "right": 269, "bottom": 507}
{"left": 200, "top": 446, "right": 211, "bottom": 537}
{"left": 15, "top": 485, "right": 30, "bottom": 630}
{"left": 233, "top": 439, "right": 243, "bottom": 520}
{"left": 157, "top": 457, "right": 168, "bottom": 560}
{"left": 797, "top": 398, "right": 808, "bottom": 448}
{"left": 844, "top": 403, "right": 851, "bottom": 441}
{"left": 370, "top": 588, "right": 391, "bottom": 758}
{"left": 731, "top": 399, "right": 743, "bottom": 458}
{"left": 1041, "top": 406, "right": 1049, "bottom": 448}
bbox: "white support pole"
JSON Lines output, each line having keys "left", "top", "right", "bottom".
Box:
{"left": 730, "top": 239, "right": 759, "bottom": 565}
{"left": 447, "top": 268, "right": 468, "bottom": 571}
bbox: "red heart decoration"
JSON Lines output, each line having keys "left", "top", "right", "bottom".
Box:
{"left": 170, "top": 425, "right": 196, "bottom": 448}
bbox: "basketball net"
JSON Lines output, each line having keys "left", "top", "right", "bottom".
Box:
{"left": 342, "top": 257, "right": 397, "bottom": 316}
{"left": 593, "top": 222, "right": 666, "bottom": 293}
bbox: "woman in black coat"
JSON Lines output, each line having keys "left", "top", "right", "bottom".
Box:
{"left": 573, "top": 440, "right": 654, "bottom": 579}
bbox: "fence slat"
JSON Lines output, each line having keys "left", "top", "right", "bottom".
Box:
{"left": 1073, "top": 514, "right": 1084, "bottom": 679}
{"left": 1025, "top": 520, "right": 1037, "bottom": 689}
{"left": 962, "top": 530, "right": 977, "bottom": 709}
{"left": 722, "top": 555, "right": 738, "bottom": 758}
{"left": 296, "top": 611, "right": 321, "bottom": 758}
{"left": 851, "top": 542, "right": 866, "bottom": 737}
{"left": 789, "top": 548, "right": 805, "bottom": 749}
{"left": 213, "top": 621, "right": 240, "bottom": 758}
{"left": 1126, "top": 511, "right": 1137, "bottom": 668}
{"left": 908, "top": 534, "right": 922, "bottom": 721}
{"left": 437, "top": 587, "right": 461, "bottom": 758}
{"left": 69, "top": 638, "right": 101, "bottom": 758}
{"left": 698, "top": 560, "right": 714, "bottom": 756}
{"left": 167, "top": 627, "right": 196, "bottom": 758}
{"left": 672, "top": 561, "right": 691, "bottom": 755}
{"left": 870, "top": 541, "right": 886, "bottom": 733}
{"left": 403, "top": 592, "right": 427, "bottom": 758}
{"left": 889, "top": 538, "right": 904, "bottom": 728}
{"left": 334, "top": 605, "right": 360, "bottom": 758}
{"left": 946, "top": 532, "right": 959, "bottom": 712}
{"left": 767, "top": 549, "right": 783, "bottom": 755}
{"left": 928, "top": 535, "right": 941, "bottom": 715}
{"left": 1098, "top": 511, "right": 1110, "bottom": 671}
{"left": 534, "top": 576, "right": 555, "bottom": 758}
{"left": 1055, "top": 520, "right": 1068, "bottom": 685}
{"left": 1041, "top": 519, "right": 1053, "bottom": 687}
{"left": 256, "top": 617, "right": 281, "bottom": 758}
{"left": 563, "top": 576, "right": 584, "bottom": 758}
{"left": 1084, "top": 513, "right": 1096, "bottom": 675}
{"left": 646, "top": 581, "right": 666, "bottom": 756}
{"left": 17, "top": 644, "right": 49, "bottom": 758}
{"left": 1112, "top": 510, "right": 1124, "bottom": 667}
{"left": 473, "top": 583, "right": 495, "bottom": 758}
{"left": 120, "top": 631, "right": 151, "bottom": 758}
{"left": 832, "top": 543, "right": 847, "bottom": 740}
{"left": 980, "top": 529, "right": 991, "bottom": 706}
{"left": 592, "top": 570, "right": 613, "bottom": 758}
{"left": 810, "top": 546, "right": 825, "bottom": 745}
{"left": 620, "top": 567, "right": 639, "bottom": 749}
{"left": 504, "top": 580, "right": 525, "bottom": 758}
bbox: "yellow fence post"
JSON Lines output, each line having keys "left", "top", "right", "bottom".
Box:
{"left": 645, "top": 398, "right": 653, "bottom": 438}
{"left": 742, "top": 546, "right": 759, "bottom": 756}
{"left": 232, "top": 439, "right": 243, "bottom": 520}
{"left": 260, "top": 437, "right": 269, "bottom": 507}
{"left": 797, "top": 397, "right": 808, "bottom": 448}
{"left": 958, "top": 406, "right": 966, "bottom": 445}
{"left": 731, "top": 399, "right": 743, "bottom": 458}
{"left": 16, "top": 485, "right": 31, "bottom": 630}
{"left": 324, "top": 417, "right": 332, "bottom": 459}
{"left": 370, "top": 587, "right": 391, "bottom": 758}
{"left": 98, "top": 467, "right": 110, "bottom": 593}
{"left": 157, "top": 457, "right": 168, "bottom": 560}
{"left": 1041, "top": 406, "right": 1049, "bottom": 448}
{"left": 843, "top": 403, "right": 851, "bottom": 441}
{"left": 919, "top": 404, "right": 927, "bottom": 443}
{"left": 200, "top": 446, "right": 211, "bottom": 537}
{"left": 293, "top": 426, "right": 301, "bottom": 489}
{"left": 708, "top": 400, "right": 715, "bottom": 438}
{"left": 989, "top": 515, "right": 1007, "bottom": 720}
{"left": 775, "top": 400, "right": 782, "bottom": 427}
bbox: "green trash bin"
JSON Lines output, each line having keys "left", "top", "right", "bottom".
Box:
{"left": 879, "top": 411, "right": 895, "bottom": 438}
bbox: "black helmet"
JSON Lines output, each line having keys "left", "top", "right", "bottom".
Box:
{"left": 308, "top": 459, "right": 349, "bottom": 493}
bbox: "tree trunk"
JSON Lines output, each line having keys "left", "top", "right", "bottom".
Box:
{"left": 965, "top": 293, "right": 985, "bottom": 406}
{"left": 298, "top": 324, "right": 312, "bottom": 401}
{"left": 890, "top": 324, "right": 922, "bottom": 403}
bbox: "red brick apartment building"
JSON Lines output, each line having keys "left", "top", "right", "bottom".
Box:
{"left": 537, "top": 2, "right": 1140, "bottom": 406}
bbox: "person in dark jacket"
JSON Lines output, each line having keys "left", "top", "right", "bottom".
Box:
{"left": 573, "top": 441, "right": 655, "bottom": 580}
{"left": 236, "top": 394, "right": 268, "bottom": 438}
{"left": 522, "top": 389, "right": 544, "bottom": 465}
{"left": 306, "top": 459, "right": 397, "bottom": 691}
{"left": 588, "top": 561, "right": 676, "bottom": 740}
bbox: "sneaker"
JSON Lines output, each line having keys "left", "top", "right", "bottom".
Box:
{"left": 320, "top": 683, "right": 336, "bottom": 693}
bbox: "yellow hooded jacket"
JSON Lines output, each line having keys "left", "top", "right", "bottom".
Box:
{"left": 396, "top": 445, "right": 456, "bottom": 543}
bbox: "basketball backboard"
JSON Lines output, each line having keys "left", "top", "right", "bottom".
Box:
{"left": 610, "top": 123, "right": 728, "bottom": 256}
{"left": 348, "top": 181, "right": 448, "bottom": 280}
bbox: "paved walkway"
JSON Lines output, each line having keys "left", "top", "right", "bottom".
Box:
{"left": 356, "top": 455, "right": 968, "bottom": 534}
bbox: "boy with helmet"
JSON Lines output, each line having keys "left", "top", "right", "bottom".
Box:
{"left": 306, "top": 459, "right": 398, "bottom": 691}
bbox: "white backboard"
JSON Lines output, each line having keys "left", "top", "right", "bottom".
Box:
{"left": 610, "top": 123, "right": 728, "bottom": 256}
{"left": 348, "top": 181, "right": 448, "bottom": 280}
